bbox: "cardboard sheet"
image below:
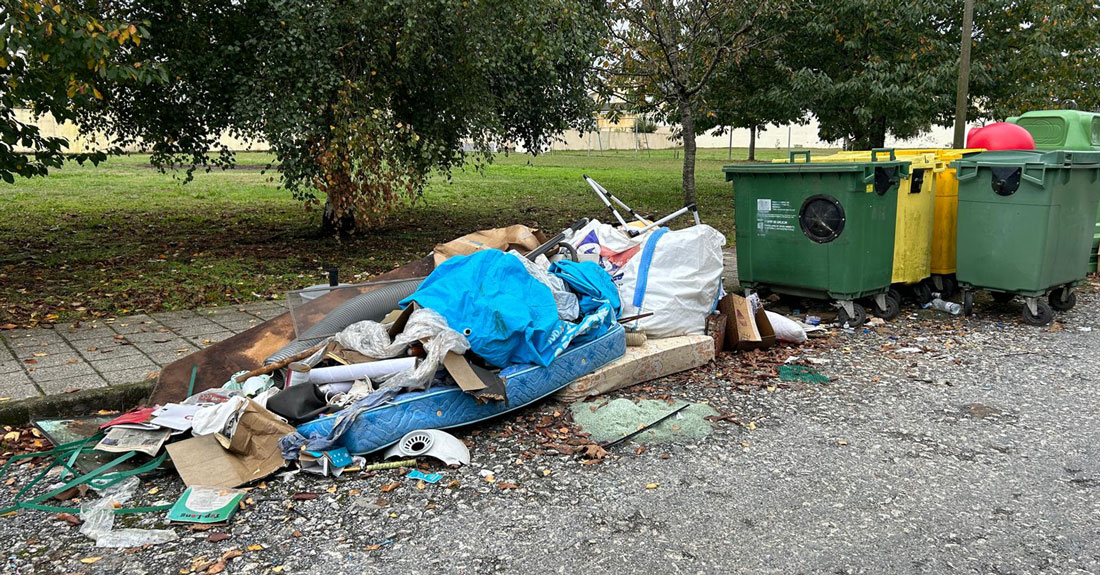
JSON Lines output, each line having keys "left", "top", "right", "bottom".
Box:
{"left": 432, "top": 225, "right": 546, "bottom": 266}
{"left": 555, "top": 335, "right": 714, "bottom": 403}
{"left": 167, "top": 400, "right": 295, "bottom": 488}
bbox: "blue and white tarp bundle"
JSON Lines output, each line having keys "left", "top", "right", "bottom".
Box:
{"left": 398, "top": 249, "right": 619, "bottom": 368}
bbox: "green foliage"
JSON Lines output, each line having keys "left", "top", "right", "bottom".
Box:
{"left": 634, "top": 115, "right": 659, "bottom": 134}
{"left": 696, "top": 31, "right": 803, "bottom": 140}
{"left": 599, "top": 0, "right": 779, "bottom": 204}
{"left": 779, "top": 0, "right": 959, "bottom": 149}
{"left": 79, "top": 0, "right": 604, "bottom": 230}
{"left": 971, "top": 0, "right": 1100, "bottom": 119}
{"left": 0, "top": 0, "right": 165, "bottom": 182}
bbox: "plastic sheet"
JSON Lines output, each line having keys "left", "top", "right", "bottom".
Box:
{"left": 381, "top": 308, "right": 468, "bottom": 392}
{"left": 334, "top": 321, "right": 408, "bottom": 360}
{"left": 80, "top": 478, "right": 178, "bottom": 548}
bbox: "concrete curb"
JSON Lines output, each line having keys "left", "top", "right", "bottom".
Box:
{"left": 0, "top": 381, "right": 153, "bottom": 426}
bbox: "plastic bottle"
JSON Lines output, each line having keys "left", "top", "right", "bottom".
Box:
{"left": 927, "top": 298, "right": 962, "bottom": 315}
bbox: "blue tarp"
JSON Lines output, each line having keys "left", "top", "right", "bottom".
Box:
{"left": 400, "top": 250, "right": 617, "bottom": 368}
{"left": 549, "top": 259, "right": 621, "bottom": 317}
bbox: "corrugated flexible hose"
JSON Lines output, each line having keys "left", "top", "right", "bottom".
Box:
{"left": 264, "top": 278, "right": 423, "bottom": 366}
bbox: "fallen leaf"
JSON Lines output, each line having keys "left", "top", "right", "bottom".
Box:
{"left": 291, "top": 530, "right": 302, "bottom": 537}
{"left": 347, "top": 489, "right": 361, "bottom": 497}
{"left": 246, "top": 544, "right": 263, "bottom": 552}
{"left": 325, "top": 485, "right": 337, "bottom": 494}
{"left": 645, "top": 483, "right": 659, "bottom": 489}
{"left": 80, "top": 557, "right": 102, "bottom": 564}
{"left": 55, "top": 512, "right": 81, "bottom": 526}
{"left": 148, "top": 487, "right": 159, "bottom": 495}
{"left": 32, "top": 353, "right": 48, "bottom": 357}
{"left": 291, "top": 492, "right": 317, "bottom": 501}
{"left": 207, "top": 533, "right": 230, "bottom": 543}
{"left": 23, "top": 359, "right": 36, "bottom": 365}
{"left": 498, "top": 482, "right": 518, "bottom": 490}
{"left": 272, "top": 566, "right": 285, "bottom": 573}
{"left": 379, "top": 482, "right": 400, "bottom": 493}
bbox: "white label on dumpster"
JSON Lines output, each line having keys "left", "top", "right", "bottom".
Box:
{"left": 757, "top": 199, "right": 796, "bottom": 233}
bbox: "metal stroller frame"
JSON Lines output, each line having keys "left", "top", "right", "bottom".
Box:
{"left": 582, "top": 175, "right": 700, "bottom": 236}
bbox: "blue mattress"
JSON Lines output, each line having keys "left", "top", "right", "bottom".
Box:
{"left": 295, "top": 323, "right": 626, "bottom": 454}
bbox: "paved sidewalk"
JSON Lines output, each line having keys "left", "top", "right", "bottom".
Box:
{"left": 0, "top": 301, "right": 288, "bottom": 401}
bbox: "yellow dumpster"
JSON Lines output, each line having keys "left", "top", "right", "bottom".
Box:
{"left": 892, "top": 148, "right": 984, "bottom": 298}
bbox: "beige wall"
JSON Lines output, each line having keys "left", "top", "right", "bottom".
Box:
{"left": 13, "top": 109, "right": 269, "bottom": 153}
{"left": 547, "top": 117, "right": 969, "bottom": 152}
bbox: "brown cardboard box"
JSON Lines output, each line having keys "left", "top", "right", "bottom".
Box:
{"left": 717, "top": 294, "right": 776, "bottom": 351}
{"left": 704, "top": 313, "right": 727, "bottom": 356}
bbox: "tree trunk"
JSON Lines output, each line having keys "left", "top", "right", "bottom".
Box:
{"left": 321, "top": 197, "right": 356, "bottom": 234}
{"left": 678, "top": 98, "right": 697, "bottom": 207}
{"left": 871, "top": 117, "right": 888, "bottom": 149}
{"left": 747, "top": 125, "right": 758, "bottom": 161}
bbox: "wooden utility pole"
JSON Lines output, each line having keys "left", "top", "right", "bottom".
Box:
{"left": 953, "top": 0, "right": 976, "bottom": 148}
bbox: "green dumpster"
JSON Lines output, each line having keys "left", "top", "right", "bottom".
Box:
{"left": 1007, "top": 109, "right": 1100, "bottom": 273}
{"left": 951, "top": 150, "right": 1100, "bottom": 325}
{"left": 723, "top": 150, "right": 909, "bottom": 325}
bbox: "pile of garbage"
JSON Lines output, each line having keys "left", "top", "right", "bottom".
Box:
{"left": 0, "top": 178, "right": 818, "bottom": 544}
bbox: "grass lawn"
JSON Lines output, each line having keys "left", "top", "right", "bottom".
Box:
{"left": 0, "top": 146, "right": 834, "bottom": 325}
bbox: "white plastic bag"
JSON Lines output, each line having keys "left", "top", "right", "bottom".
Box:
{"left": 617, "top": 225, "right": 726, "bottom": 338}
{"left": 765, "top": 310, "right": 807, "bottom": 344}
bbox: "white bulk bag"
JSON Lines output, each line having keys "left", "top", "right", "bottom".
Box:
{"left": 617, "top": 225, "right": 726, "bottom": 338}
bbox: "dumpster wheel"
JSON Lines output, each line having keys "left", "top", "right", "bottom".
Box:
{"left": 874, "top": 293, "right": 900, "bottom": 320}
{"left": 912, "top": 283, "right": 933, "bottom": 305}
{"left": 1048, "top": 287, "right": 1077, "bottom": 311}
{"left": 837, "top": 302, "right": 867, "bottom": 327}
{"left": 931, "top": 276, "right": 956, "bottom": 300}
{"left": 1022, "top": 298, "right": 1054, "bottom": 326}
{"left": 962, "top": 291, "right": 974, "bottom": 316}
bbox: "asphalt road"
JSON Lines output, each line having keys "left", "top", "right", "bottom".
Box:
{"left": 3, "top": 284, "right": 1099, "bottom": 574}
